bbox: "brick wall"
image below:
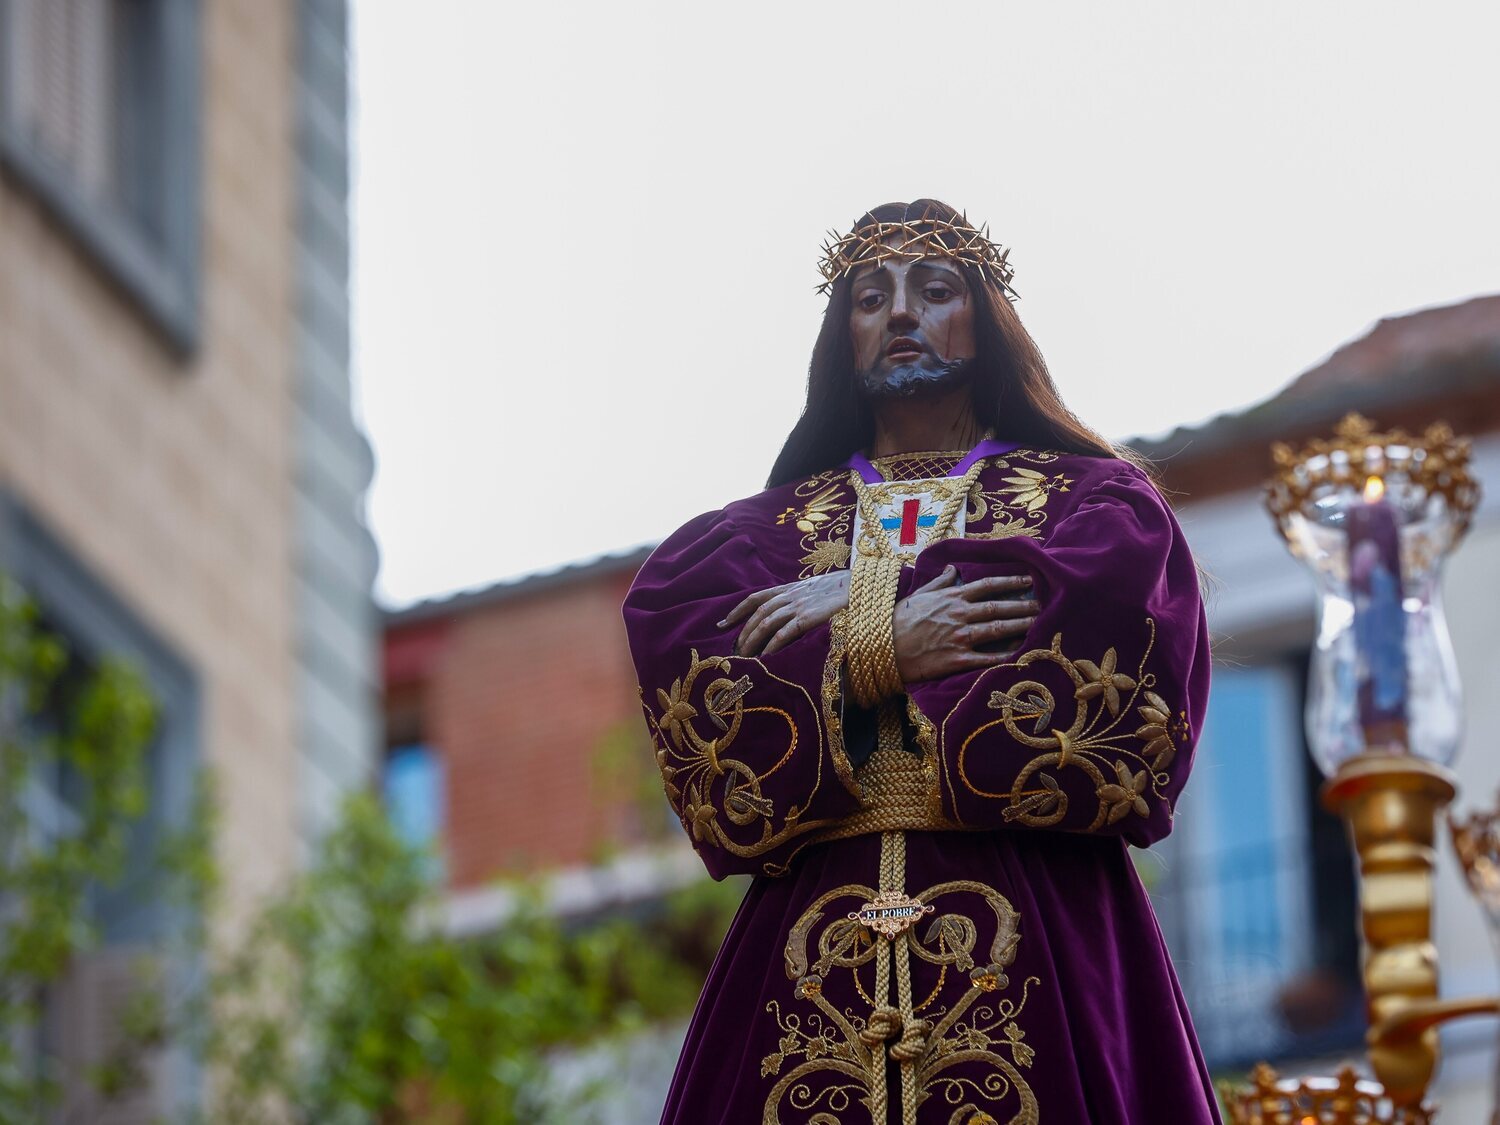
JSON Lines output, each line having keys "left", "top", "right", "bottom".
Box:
{"left": 0, "top": 0, "right": 303, "bottom": 926}
{"left": 386, "top": 562, "right": 661, "bottom": 888}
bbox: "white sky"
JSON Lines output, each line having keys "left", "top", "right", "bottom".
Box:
{"left": 351, "top": 1, "right": 1500, "bottom": 609}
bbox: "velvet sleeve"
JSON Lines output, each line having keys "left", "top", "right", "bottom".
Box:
{"left": 904, "top": 467, "right": 1210, "bottom": 847}
{"left": 623, "top": 509, "right": 865, "bottom": 879}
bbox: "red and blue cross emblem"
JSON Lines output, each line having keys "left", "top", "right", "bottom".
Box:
{"left": 882, "top": 498, "right": 938, "bottom": 547}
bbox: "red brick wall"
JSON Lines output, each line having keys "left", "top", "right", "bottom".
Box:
{"left": 385, "top": 567, "right": 652, "bottom": 888}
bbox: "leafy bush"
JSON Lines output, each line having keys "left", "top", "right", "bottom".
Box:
{"left": 0, "top": 577, "right": 740, "bottom": 1123}
{"left": 0, "top": 578, "right": 157, "bottom": 1121}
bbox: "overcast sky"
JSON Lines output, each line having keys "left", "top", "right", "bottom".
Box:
{"left": 351, "top": 1, "right": 1499, "bottom": 609}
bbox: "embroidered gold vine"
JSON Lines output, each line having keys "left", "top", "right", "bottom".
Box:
{"left": 951, "top": 618, "right": 1190, "bottom": 832}
{"left": 645, "top": 650, "right": 850, "bottom": 868}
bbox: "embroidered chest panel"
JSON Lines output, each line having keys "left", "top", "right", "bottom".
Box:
{"left": 851, "top": 477, "right": 970, "bottom": 564}
{"left": 775, "top": 450, "right": 1077, "bottom": 579}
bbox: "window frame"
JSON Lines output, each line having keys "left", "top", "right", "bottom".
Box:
{"left": 1149, "top": 647, "right": 1365, "bottom": 1069}
{"left": 0, "top": 490, "right": 203, "bottom": 1110}
{"left": 0, "top": 0, "right": 203, "bottom": 355}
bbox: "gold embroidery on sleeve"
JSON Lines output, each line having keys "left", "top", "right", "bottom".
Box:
{"left": 948, "top": 619, "right": 1189, "bottom": 832}
{"left": 644, "top": 649, "right": 849, "bottom": 869}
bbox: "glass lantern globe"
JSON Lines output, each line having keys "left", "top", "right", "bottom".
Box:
{"left": 1266, "top": 415, "right": 1481, "bottom": 778}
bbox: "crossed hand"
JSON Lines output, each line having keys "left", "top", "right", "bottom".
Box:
{"left": 721, "top": 566, "right": 1037, "bottom": 685}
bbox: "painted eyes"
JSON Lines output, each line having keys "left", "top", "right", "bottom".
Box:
{"left": 855, "top": 286, "right": 956, "bottom": 312}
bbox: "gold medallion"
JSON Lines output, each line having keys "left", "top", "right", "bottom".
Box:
{"left": 847, "top": 889, "right": 935, "bottom": 937}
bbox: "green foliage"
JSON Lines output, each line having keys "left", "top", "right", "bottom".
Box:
{"left": 191, "top": 795, "right": 740, "bottom": 1123}
{"left": 0, "top": 577, "right": 158, "bottom": 1121}
{"left": 0, "top": 575, "right": 744, "bottom": 1123}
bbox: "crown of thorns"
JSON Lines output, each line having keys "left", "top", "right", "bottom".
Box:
{"left": 817, "top": 214, "right": 1018, "bottom": 301}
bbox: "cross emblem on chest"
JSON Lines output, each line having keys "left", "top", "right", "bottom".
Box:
{"left": 881, "top": 498, "right": 938, "bottom": 547}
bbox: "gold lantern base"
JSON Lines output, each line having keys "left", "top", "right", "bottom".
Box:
{"left": 1221, "top": 1063, "right": 1436, "bottom": 1124}
{"left": 1239, "top": 415, "right": 1498, "bottom": 1119}
{"left": 1323, "top": 753, "right": 1457, "bottom": 1107}
{"left": 1222, "top": 753, "right": 1500, "bottom": 1119}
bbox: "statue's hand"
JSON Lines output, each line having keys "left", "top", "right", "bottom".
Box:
{"left": 893, "top": 567, "right": 1036, "bottom": 684}
{"left": 724, "top": 572, "right": 851, "bottom": 657}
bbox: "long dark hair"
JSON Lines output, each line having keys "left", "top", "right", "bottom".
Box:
{"left": 768, "top": 199, "right": 1152, "bottom": 488}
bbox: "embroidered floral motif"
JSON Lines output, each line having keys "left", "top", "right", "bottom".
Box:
{"left": 779, "top": 478, "right": 849, "bottom": 535}
{"left": 963, "top": 517, "right": 1042, "bottom": 542}
{"left": 952, "top": 619, "right": 1185, "bottom": 832}
{"left": 764, "top": 878, "right": 1040, "bottom": 1124}
{"left": 998, "top": 468, "right": 1073, "bottom": 513}
{"left": 963, "top": 453, "right": 1070, "bottom": 540}
{"left": 779, "top": 473, "right": 858, "bottom": 580}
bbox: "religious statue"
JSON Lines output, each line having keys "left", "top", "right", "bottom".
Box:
{"left": 623, "top": 200, "right": 1220, "bottom": 1124}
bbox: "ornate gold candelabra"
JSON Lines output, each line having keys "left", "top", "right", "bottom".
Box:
{"left": 1222, "top": 415, "right": 1496, "bottom": 1122}
{"left": 1450, "top": 798, "right": 1500, "bottom": 1124}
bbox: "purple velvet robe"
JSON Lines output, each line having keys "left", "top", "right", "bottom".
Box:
{"left": 623, "top": 448, "right": 1222, "bottom": 1125}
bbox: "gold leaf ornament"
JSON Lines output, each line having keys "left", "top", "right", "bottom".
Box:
{"left": 999, "top": 469, "right": 1073, "bottom": 513}
{"left": 801, "top": 539, "right": 851, "bottom": 575}
{"left": 1003, "top": 1021, "right": 1035, "bottom": 1068}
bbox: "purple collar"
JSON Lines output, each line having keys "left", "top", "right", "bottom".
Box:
{"left": 846, "top": 438, "right": 1023, "bottom": 484}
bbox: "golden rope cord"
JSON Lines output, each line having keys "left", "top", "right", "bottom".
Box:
{"left": 844, "top": 459, "right": 987, "bottom": 710}
{"left": 847, "top": 554, "right": 904, "bottom": 707}
{"left": 843, "top": 462, "right": 988, "bottom": 1121}
{"left": 870, "top": 829, "right": 927, "bottom": 1125}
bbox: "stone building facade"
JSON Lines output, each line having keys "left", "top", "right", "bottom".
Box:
{"left": 0, "top": 0, "right": 376, "bottom": 1116}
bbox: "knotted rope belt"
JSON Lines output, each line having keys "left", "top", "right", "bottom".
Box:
{"left": 857, "top": 827, "right": 931, "bottom": 1125}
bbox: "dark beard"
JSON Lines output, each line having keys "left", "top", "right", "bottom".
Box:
{"left": 857, "top": 355, "right": 975, "bottom": 400}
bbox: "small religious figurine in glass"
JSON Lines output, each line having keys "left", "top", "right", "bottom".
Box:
{"left": 624, "top": 200, "right": 1219, "bottom": 1124}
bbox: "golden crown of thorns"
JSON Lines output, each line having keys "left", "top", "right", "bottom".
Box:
{"left": 817, "top": 214, "right": 1018, "bottom": 301}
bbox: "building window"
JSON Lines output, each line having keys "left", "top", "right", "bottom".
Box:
{"left": 1149, "top": 655, "right": 1363, "bottom": 1068}
{"left": 0, "top": 0, "right": 201, "bottom": 352}
{"left": 384, "top": 742, "right": 445, "bottom": 877}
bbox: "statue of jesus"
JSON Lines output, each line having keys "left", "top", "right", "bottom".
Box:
{"left": 624, "top": 199, "right": 1221, "bottom": 1124}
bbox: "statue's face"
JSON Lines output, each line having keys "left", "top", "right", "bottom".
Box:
{"left": 849, "top": 249, "right": 976, "bottom": 399}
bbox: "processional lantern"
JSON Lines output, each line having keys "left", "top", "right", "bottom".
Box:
{"left": 1222, "top": 414, "right": 1498, "bottom": 1122}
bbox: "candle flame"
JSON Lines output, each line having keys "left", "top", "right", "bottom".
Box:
{"left": 1364, "top": 475, "right": 1386, "bottom": 502}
